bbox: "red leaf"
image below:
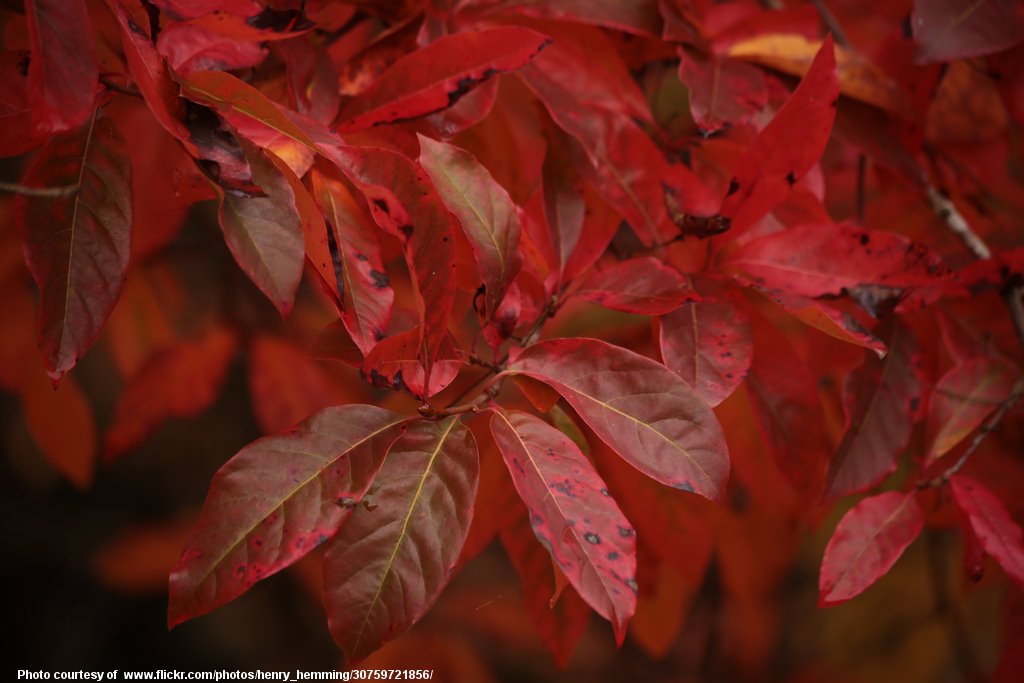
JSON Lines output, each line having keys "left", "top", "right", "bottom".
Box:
{"left": 722, "top": 224, "right": 949, "bottom": 303}
{"left": 361, "top": 327, "right": 463, "bottom": 399}
{"left": 490, "top": 409, "right": 637, "bottom": 642}
{"left": 418, "top": 135, "right": 523, "bottom": 320}
{"left": 21, "top": 367, "right": 96, "bottom": 489}
{"left": 310, "top": 167, "right": 393, "bottom": 355}
{"left": 157, "top": 20, "right": 267, "bottom": 76}
{"left": 168, "top": 405, "right": 406, "bottom": 628}
{"left": 950, "top": 475, "right": 1024, "bottom": 587}
{"left": 719, "top": 35, "right": 838, "bottom": 234}
{"left": 323, "top": 417, "right": 478, "bottom": 663}
{"left": 331, "top": 146, "right": 457, "bottom": 377}
{"left": 26, "top": 0, "right": 98, "bottom": 134}
{"left": 215, "top": 142, "right": 305, "bottom": 315}
{"left": 499, "top": 509, "right": 592, "bottom": 667}
{"left": 509, "top": 338, "right": 730, "bottom": 500}
{"left": 926, "top": 357, "right": 1016, "bottom": 464}
{"left": 105, "top": 327, "right": 238, "bottom": 460}
{"left": 826, "top": 327, "right": 923, "bottom": 498}
{"left": 657, "top": 298, "right": 753, "bottom": 406}
{"left": 15, "top": 109, "right": 133, "bottom": 381}
{"left": 576, "top": 258, "right": 698, "bottom": 315}
{"left": 0, "top": 50, "right": 38, "bottom": 156}
{"left": 247, "top": 336, "right": 346, "bottom": 434}
{"left": 678, "top": 52, "right": 768, "bottom": 134}
{"left": 277, "top": 37, "right": 341, "bottom": 125}
{"left": 506, "top": 0, "right": 663, "bottom": 36}
{"left": 819, "top": 491, "right": 924, "bottom": 605}
{"left": 338, "top": 27, "right": 552, "bottom": 131}
{"left": 912, "top": 0, "right": 1024, "bottom": 64}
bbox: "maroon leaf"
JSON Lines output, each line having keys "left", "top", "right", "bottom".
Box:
{"left": 338, "top": 27, "right": 552, "bottom": 131}
{"left": 678, "top": 52, "right": 768, "bottom": 134}
{"left": 418, "top": 135, "right": 523, "bottom": 320}
{"left": 505, "top": 0, "right": 662, "bottom": 36}
{"left": 361, "top": 327, "right": 462, "bottom": 399}
{"left": 950, "top": 475, "right": 1024, "bottom": 587}
{"left": 0, "top": 50, "right": 38, "bottom": 156}
{"left": 105, "top": 327, "right": 237, "bottom": 460}
{"left": 509, "top": 338, "right": 730, "bottom": 500}
{"left": 576, "top": 258, "right": 697, "bottom": 315}
{"left": 490, "top": 409, "right": 637, "bottom": 642}
{"left": 26, "top": 0, "right": 98, "bottom": 134}
{"left": 310, "top": 167, "right": 393, "bottom": 355}
{"left": 499, "top": 509, "right": 592, "bottom": 667}
{"left": 216, "top": 142, "right": 305, "bottom": 315}
{"left": 247, "top": 335, "right": 344, "bottom": 434}
{"left": 157, "top": 20, "right": 268, "bottom": 76}
{"left": 719, "top": 36, "right": 838, "bottom": 234}
{"left": 819, "top": 491, "right": 924, "bottom": 605}
{"left": 15, "top": 109, "right": 132, "bottom": 381}
{"left": 825, "top": 327, "right": 923, "bottom": 498}
{"left": 926, "top": 357, "right": 1016, "bottom": 464}
{"left": 657, "top": 298, "right": 752, "bottom": 407}
{"left": 323, "top": 417, "right": 478, "bottom": 663}
{"left": 331, "top": 146, "right": 457, "bottom": 377}
{"left": 722, "top": 224, "right": 949, "bottom": 302}
{"left": 168, "top": 405, "right": 407, "bottom": 628}
{"left": 912, "top": 0, "right": 1024, "bottom": 64}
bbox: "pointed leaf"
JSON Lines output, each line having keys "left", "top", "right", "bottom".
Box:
{"left": 15, "top": 109, "right": 133, "bottom": 380}
{"left": 490, "top": 409, "right": 637, "bottom": 642}
{"left": 926, "top": 357, "right": 1016, "bottom": 463}
{"left": 21, "top": 367, "right": 96, "bottom": 489}
{"left": 323, "top": 417, "right": 479, "bottom": 663}
{"left": 719, "top": 36, "right": 838, "bottom": 234}
{"left": 216, "top": 143, "right": 305, "bottom": 315}
{"left": 826, "top": 328, "right": 923, "bottom": 498}
{"left": 576, "top": 258, "right": 697, "bottom": 315}
{"left": 819, "top": 491, "right": 924, "bottom": 605}
{"left": 26, "top": 0, "right": 98, "bottom": 134}
{"left": 310, "top": 167, "right": 393, "bottom": 355}
{"left": 499, "top": 509, "right": 592, "bottom": 667}
{"left": 509, "top": 338, "right": 729, "bottom": 499}
{"left": 168, "top": 405, "right": 407, "bottom": 627}
{"left": 105, "top": 327, "right": 238, "bottom": 460}
{"left": 418, "top": 135, "right": 522, "bottom": 319}
{"left": 657, "top": 298, "right": 753, "bottom": 406}
{"left": 950, "top": 475, "right": 1024, "bottom": 587}
{"left": 338, "top": 27, "right": 552, "bottom": 130}
{"left": 678, "top": 53, "right": 768, "bottom": 134}
{"left": 913, "top": 0, "right": 1024, "bottom": 64}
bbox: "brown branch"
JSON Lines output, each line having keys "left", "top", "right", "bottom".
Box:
{"left": 0, "top": 181, "right": 79, "bottom": 198}
{"left": 809, "top": 0, "right": 851, "bottom": 49}
{"left": 925, "top": 185, "right": 992, "bottom": 260}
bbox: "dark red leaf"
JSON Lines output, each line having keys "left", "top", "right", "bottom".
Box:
{"left": 490, "top": 409, "right": 637, "bottom": 643}
{"left": 168, "top": 405, "right": 407, "bottom": 628}
{"left": 509, "top": 338, "right": 730, "bottom": 499}
{"left": 678, "top": 52, "right": 768, "bottom": 134}
{"left": 157, "top": 20, "right": 268, "bottom": 76}
{"left": 338, "top": 27, "right": 552, "bottom": 131}
{"left": 418, "top": 135, "right": 523, "bottom": 320}
{"left": 26, "top": 0, "right": 98, "bottom": 134}
{"left": 912, "top": 0, "right": 1024, "bottom": 64}
{"left": 826, "top": 327, "right": 923, "bottom": 498}
{"left": 722, "top": 224, "right": 950, "bottom": 303}
{"left": 105, "top": 327, "right": 238, "bottom": 460}
{"left": 0, "top": 50, "right": 39, "bottom": 156}
{"left": 657, "top": 298, "right": 752, "bottom": 407}
{"left": 819, "top": 491, "right": 924, "bottom": 605}
{"left": 361, "top": 327, "right": 462, "bottom": 399}
{"left": 323, "top": 417, "right": 478, "bottom": 663}
{"left": 215, "top": 142, "right": 305, "bottom": 315}
{"left": 926, "top": 358, "right": 1016, "bottom": 464}
{"left": 499, "top": 509, "right": 592, "bottom": 667}
{"left": 310, "top": 167, "right": 393, "bottom": 355}
{"left": 21, "top": 367, "right": 96, "bottom": 489}
{"left": 505, "top": 0, "right": 662, "bottom": 36}
{"left": 15, "top": 109, "right": 133, "bottom": 381}
{"left": 576, "top": 258, "right": 698, "bottom": 315}
{"left": 950, "top": 475, "right": 1024, "bottom": 587}
{"left": 331, "top": 146, "right": 457, "bottom": 377}
{"left": 719, "top": 36, "right": 838, "bottom": 234}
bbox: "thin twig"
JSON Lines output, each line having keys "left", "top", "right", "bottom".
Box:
{"left": 809, "top": 0, "right": 851, "bottom": 48}
{"left": 856, "top": 154, "right": 866, "bottom": 224}
{"left": 0, "top": 181, "right": 79, "bottom": 198}
{"left": 99, "top": 73, "right": 143, "bottom": 99}
{"left": 925, "top": 185, "right": 992, "bottom": 260}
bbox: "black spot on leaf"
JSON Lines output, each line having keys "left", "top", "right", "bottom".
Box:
{"left": 369, "top": 269, "right": 390, "bottom": 288}
{"left": 583, "top": 532, "right": 601, "bottom": 544}
{"left": 786, "top": 171, "right": 797, "bottom": 186}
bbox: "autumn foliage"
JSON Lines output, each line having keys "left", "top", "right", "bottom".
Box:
{"left": 4, "top": 0, "right": 1024, "bottom": 679}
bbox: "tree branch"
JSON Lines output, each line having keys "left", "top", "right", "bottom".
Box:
{"left": 925, "top": 185, "right": 992, "bottom": 260}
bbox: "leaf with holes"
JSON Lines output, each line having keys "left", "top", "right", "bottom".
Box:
{"left": 490, "top": 409, "right": 637, "bottom": 642}
{"left": 950, "top": 475, "right": 1024, "bottom": 587}
{"left": 509, "top": 338, "right": 729, "bottom": 499}
{"left": 819, "top": 490, "right": 924, "bottom": 605}
{"left": 323, "top": 417, "right": 478, "bottom": 663}
{"left": 167, "top": 405, "right": 406, "bottom": 628}
{"left": 15, "top": 109, "right": 132, "bottom": 381}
